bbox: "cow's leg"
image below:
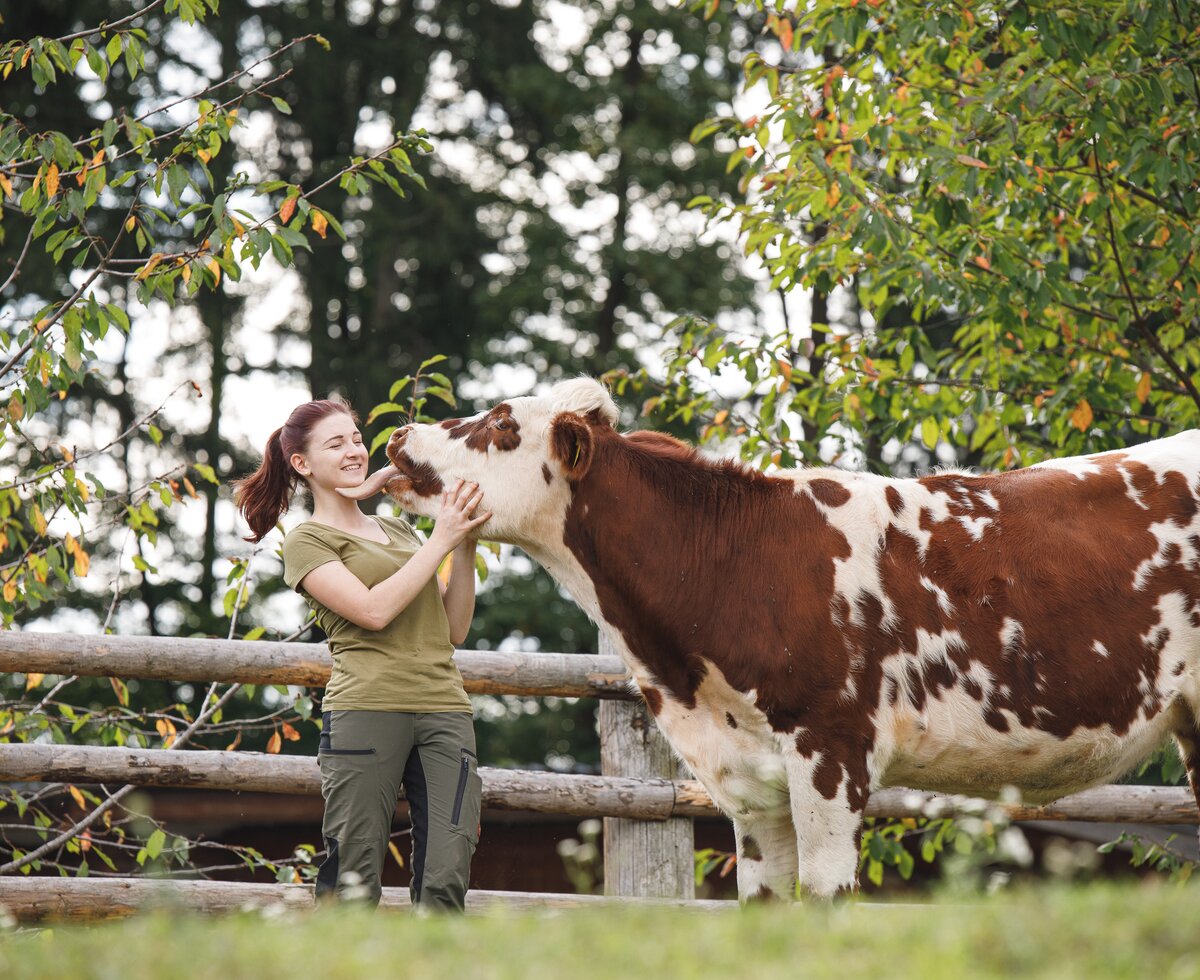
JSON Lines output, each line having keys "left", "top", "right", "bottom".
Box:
{"left": 1176, "top": 716, "right": 1200, "bottom": 849}
{"left": 784, "top": 752, "right": 865, "bottom": 898}
{"left": 731, "top": 811, "right": 797, "bottom": 902}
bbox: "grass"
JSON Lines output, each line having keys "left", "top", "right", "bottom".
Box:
{"left": 2, "top": 882, "right": 1199, "bottom": 980}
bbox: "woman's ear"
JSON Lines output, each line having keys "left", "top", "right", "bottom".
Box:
{"left": 550, "top": 413, "right": 594, "bottom": 481}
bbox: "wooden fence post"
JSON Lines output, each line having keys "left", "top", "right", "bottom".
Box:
{"left": 598, "top": 636, "right": 695, "bottom": 899}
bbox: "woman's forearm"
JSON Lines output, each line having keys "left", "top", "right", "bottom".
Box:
{"left": 360, "top": 540, "right": 449, "bottom": 630}
{"left": 442, "top": 542, "right": 478, "bottom": 644}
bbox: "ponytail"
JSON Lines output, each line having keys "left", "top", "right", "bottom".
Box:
{"left": 233, "top": 428, "right": 296, "bottom": 543}
{"left": 233, "top": 399, "right": 358, "bottom": 543}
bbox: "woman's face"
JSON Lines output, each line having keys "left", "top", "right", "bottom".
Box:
{"left": 291, "top": 412, "right": 369, "bottom": 491}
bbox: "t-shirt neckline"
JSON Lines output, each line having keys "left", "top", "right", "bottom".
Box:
{"left": 300, "top": 515, "right": 393, "bottom": 546}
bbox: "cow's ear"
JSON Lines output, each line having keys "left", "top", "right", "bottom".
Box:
{"left": 551, "top": 412, "right": 594, "bottom": 480}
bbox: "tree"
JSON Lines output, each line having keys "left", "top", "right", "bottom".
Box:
{"left": 655, "top": 0, "right": 1198, "bottom": 474}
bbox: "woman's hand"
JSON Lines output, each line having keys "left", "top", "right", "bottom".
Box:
{"left": 429, "top": 480, "right": 491, "bottom": 554}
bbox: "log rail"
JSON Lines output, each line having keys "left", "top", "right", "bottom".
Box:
{"left": 1, "top": 631, "right": 1196, "bottom": 920}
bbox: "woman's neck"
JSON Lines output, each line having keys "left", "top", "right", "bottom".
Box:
{"left": 308, "top": 485, "right": 373, "bottom": 529}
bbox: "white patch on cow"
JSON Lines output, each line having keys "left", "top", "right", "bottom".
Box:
{"left": 1147, "top": 591, "right": 1200, "bottom": 707}
{"left": 1000, "top": 617, "right": 1024, "bottom": 653}
{"left": 1118, "top": 429, "right": 1200, "bottom": 486}
{"left": 794, "top": 472, "right": 899, "bottom": 630}
{"left": 647, "top": 661, "right": 790, "bottom": 819}
{"left": 1092, "top": 640, "right": 1111, "bottom": 658}
{"left": 956, "top": 514, "right": 993, "bottom": 540}
{"left": 920, "top": 577, "right": 955, "bottom": 617}
{"left": 978, "top": 489, "right": 1000, "bottom": 511}
{"left": 1032, "top": 455, "right": 1104, "bottom": 479}
{"left": 1119, "top": 464, "right": 1151, "bottom": 511}
{"left": 876, "top": 681, "right": 1189, "bottom": 803}
{"left": 1133, "top": 506, "right": 1200, "bottom": 591}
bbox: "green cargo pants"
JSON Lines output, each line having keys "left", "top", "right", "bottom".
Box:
{"left": 315, "top": 709, "right": 481, "bottom": 912}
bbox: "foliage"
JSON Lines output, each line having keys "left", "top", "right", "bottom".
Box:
{"left": 4, "top": 883, "right": 1200, "bottom": 979}
{"left": 0, "top": 2, "right": 429, "bottom": 629}
{"left": 659, "top": 0, "right": 1199, "bottom": 474}
{"left": 0, "top": 0, "right": 429, "bottom": 881}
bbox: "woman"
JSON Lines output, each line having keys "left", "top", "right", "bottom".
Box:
{"left": 234, "top": 398, "right": 490, "bottom": 912}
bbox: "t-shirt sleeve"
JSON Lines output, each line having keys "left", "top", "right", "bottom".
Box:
{"left": 282, "top": 527, "right": 341, "bottom": 593}
{"left": 391, "top": 516, "right": 424, "bottom": 548}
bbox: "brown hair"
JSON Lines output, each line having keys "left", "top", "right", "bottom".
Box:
{"left": 233, "top": 399, "right": 359, "bottom": 543}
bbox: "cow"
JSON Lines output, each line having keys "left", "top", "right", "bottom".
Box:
{"left": 344, "top": 377, "right": 1200, "bottom": 899}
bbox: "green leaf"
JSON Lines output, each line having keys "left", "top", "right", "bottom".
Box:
{"left": 271, "top": 96, "right": 292, "bottom": 116}
{"left": 920, "top": 416, "right": 939, "bottom": 450}
{"left": 145, "top": 829, "right": 166, "bottom": 860}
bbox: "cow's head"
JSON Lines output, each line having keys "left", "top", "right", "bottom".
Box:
{"left": 342, "top": 377, "right": 618, "bottom": 541}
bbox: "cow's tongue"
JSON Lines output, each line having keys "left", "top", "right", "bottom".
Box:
{"left": 335, "top": 463, "right": 402, "bottom": 500}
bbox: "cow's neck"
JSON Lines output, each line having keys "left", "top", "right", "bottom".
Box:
{"left": 533, "top": 428, "right": 845, "bottom": 711}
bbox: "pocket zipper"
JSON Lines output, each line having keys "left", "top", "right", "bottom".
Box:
{"left": 451, "top": 752, "right": 471, "bottom": 825}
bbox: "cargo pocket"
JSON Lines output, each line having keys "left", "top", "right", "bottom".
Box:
{"left": 317, "top": 748, "right": 379, "bottom": 835}
{"left": 449, "top": 747, "right": 482, "bottom": 846}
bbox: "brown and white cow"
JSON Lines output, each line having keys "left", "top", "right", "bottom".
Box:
{"left": 346, "top": 377, "right": 1200, "bottom": 899}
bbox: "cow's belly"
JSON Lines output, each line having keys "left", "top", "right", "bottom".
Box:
{"left": 878, "top": 689, "right": 1189, "bottom": 804}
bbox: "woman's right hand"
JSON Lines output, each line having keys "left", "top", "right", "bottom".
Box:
{"left": 429, "top": 480, "right": 491, "bottom": 553}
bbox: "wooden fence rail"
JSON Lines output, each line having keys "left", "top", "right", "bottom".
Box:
{"left": 2, "top": 630, "right": 1197, "bottom": 919}
{"left": 2, "top": 743, "right": 1194, "bottom": 825}
{"left": 0, "top": 632, "right": 635, "bottom": 699}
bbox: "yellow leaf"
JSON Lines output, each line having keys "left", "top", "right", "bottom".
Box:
{"left": 80, "top": 829, "right": 92, "bottom": 852}
{"left": 954, "top": 154, "right": 990, "bottom": 169}
{"left": 180, "top": 263, "right": 191, "bottom": 284}
{"left": 197, "top": 148, "right": 212, "bottom": 163}
{"left": 25, "top": 672, "right": 44, "bottom": 690}
{"left": 76, "top": 477, "right": 89, "bottom": 502}
{"left": 225, "top": 731, "right": 242, "bottom": 752}
{"left": 64, "top": 531, "right": 77, "bottom": 554}
{"left": 0, "top": 172, "right": 11, "bottom": 199}
{"left": 825, "top": 181, "right": 841, "bottom": 208}
{"left": 279, "top": 195, "right": 297, "bottom": 224}
{"left": 8, "top": 398, "right": 24, "bottom": 422}
{"left": 21, "top": 47, "right": 31, "bottom": 69}
{"left": 281, "top": 721, "right": 301, "bottom": 741}
{"left": 267, "top": 730, "right": 282, "bottom": 754}
{"left": 183, "top": 478, "right": 197, "bottom": 499}
{"left": 975, "top": 255, "right": 991, "bottom": 271}
{"left": 1070, "top": 398, "right": 1094, "bottom": 432}
{"left": 125, "top": 215, "right": 137, "bottom": 233}
{"left": 136, "top": 253, "right": 164, "bottom": 281}
{"left": 232, "top": 217, "right": 246, "bottom": 238}
{"left": 73, "top": 548, "right": 90, "bottom": 577}
{"left": 69, "top": 785, "right": 86, "bottom": 810}
{"left": 33, "top": 506, "right": 47, "bottom": 536}
{"left": 45, "top": 163, "right": 59, "bottom": 198}
{"left": 712, "top": 409, "right": 729, "bottom": 426}
{"left": 1136, "top": 372, "right": 1152, "bottom": 404}
{"left": 311, "top": 210, "right": 328, "bottom": 239}
{"left": 388, "top": 840, "right": 406, "bottom": 869}
{"left": 207, "top": 257, "right": 221, "bottom": 285}
{"left": 2, "top": 579, "right": 15, "bottom": 603}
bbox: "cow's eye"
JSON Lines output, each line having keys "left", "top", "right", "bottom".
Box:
{"left": 493, "top": 417, "right": 511, "bottom": 430}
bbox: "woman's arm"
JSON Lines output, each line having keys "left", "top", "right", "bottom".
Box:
{"left": 300, "top": 481, "right": 489, "bottom": 632}
{"left": 441, "top": 540, "right": 479, "bottom": 645}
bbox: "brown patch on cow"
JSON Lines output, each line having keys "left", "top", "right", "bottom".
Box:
{"left": 747, "top": 884, "right": 781, "bottom": 904}
{"left": 443, "top": 404, "right": 521, "bottom": 452}
{"left": 642, "top": 686, "right": 663, "bottom": 716}
{"left": 885, "top": 485, "right": 904, "bottom": 515}
{"left": 382, "top": 442, "right": 446, "bottom": 498}
{"left": 541, "top": 463, "right": 553, "bottom": 485}
{"left": 741, "top": 835, "right": 763, "bottom": 861}
{"left": 1173, "top": 662, "right": 1185, "bottom": 676}
{"left": 725, "top": 711, "right": 738, "bottom": 729}
{"left": 809, "top": 478, "right": 851, "bottom": 507}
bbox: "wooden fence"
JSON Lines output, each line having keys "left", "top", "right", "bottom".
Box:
{"left": 0, "top": 632, "right": 1196, "bottom": 919}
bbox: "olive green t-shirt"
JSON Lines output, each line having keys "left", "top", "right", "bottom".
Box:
{"left": 281, "top": 515, "right": 471, "bottom": 713}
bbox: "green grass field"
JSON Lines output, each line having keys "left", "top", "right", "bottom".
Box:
{"left": 2, "top": 882, "right": 1198, "bottom": 980}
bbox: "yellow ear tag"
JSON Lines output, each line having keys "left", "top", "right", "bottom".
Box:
{"left": 572, "top": 442, "right": 582, "bottom": 467}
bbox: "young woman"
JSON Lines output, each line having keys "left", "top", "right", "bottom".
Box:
{"left": 234, "top": 398, "right": 490, "bottom": 912}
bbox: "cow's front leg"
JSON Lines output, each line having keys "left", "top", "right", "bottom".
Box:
{"left": 784, "top": 751, "right": 865, "bottom": 898}
{"left": 731, "top": 810, "right": 797, "bottom": 902}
